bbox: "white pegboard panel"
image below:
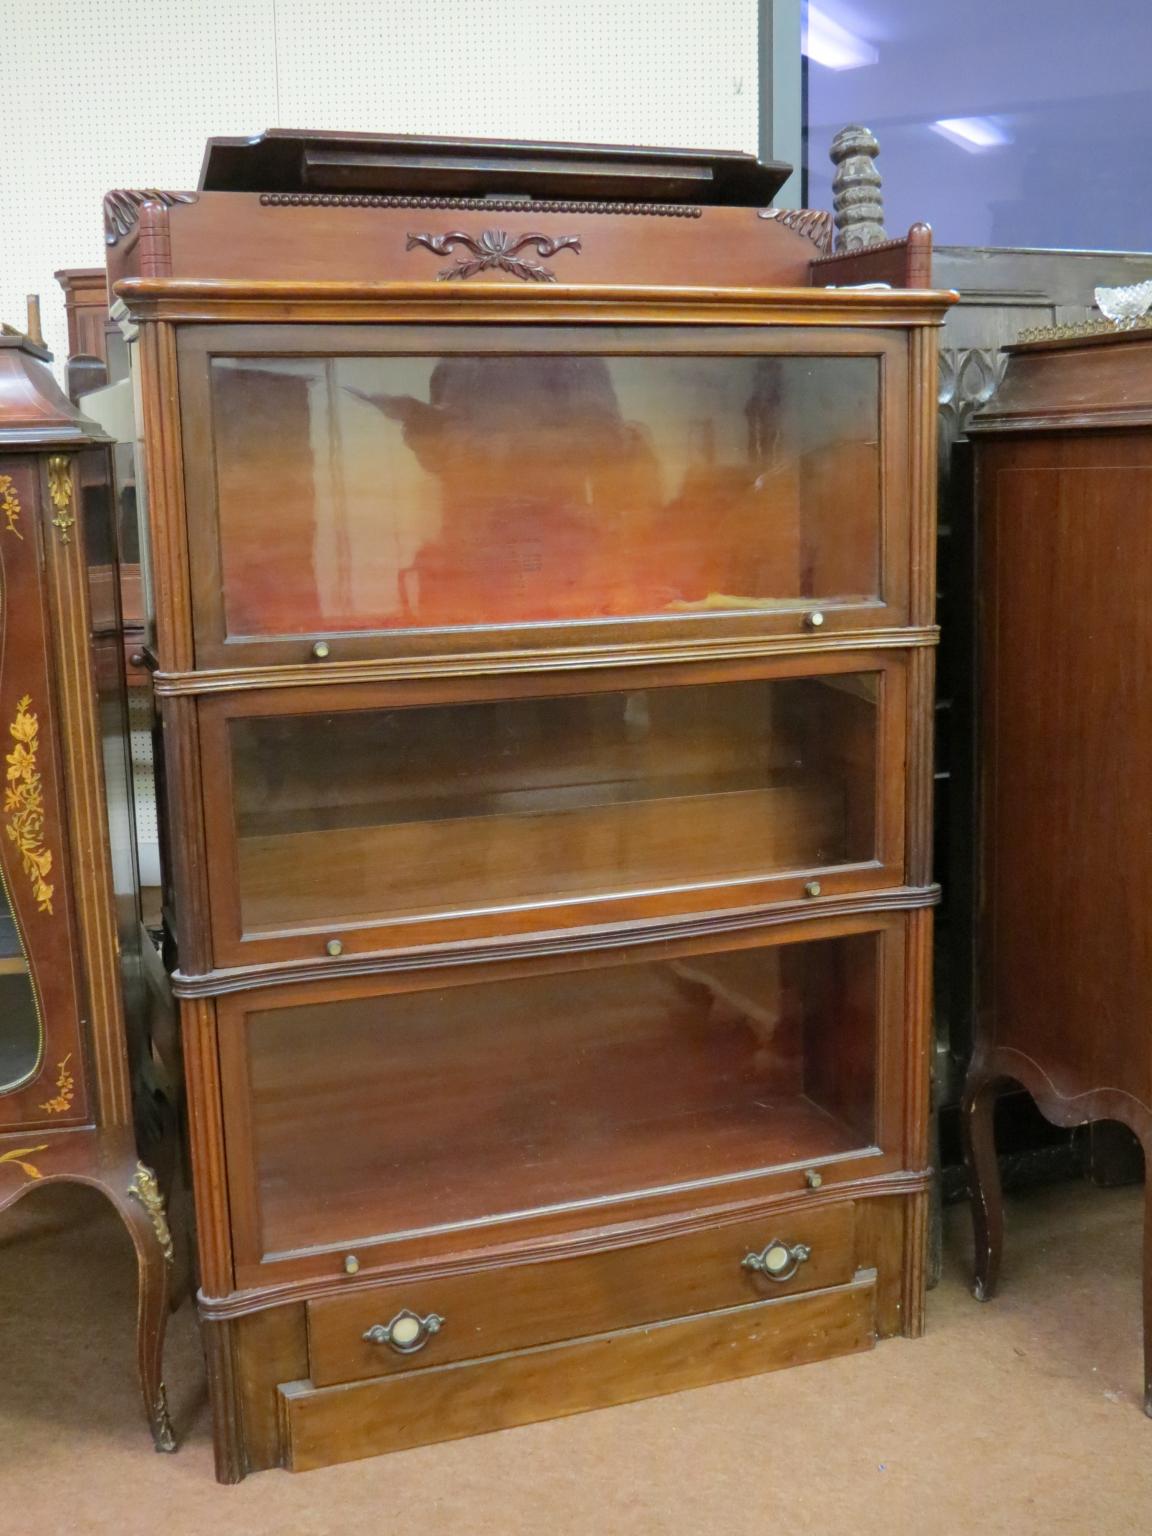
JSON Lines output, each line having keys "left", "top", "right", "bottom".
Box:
{"left": 274, "top": 0, "right": 759, "bottom": 155}
{"left": 1, "top": 1, "right": 757, "bottom": 373}
{"left": 126, "top": 687, "right": 160, "bottom": 886}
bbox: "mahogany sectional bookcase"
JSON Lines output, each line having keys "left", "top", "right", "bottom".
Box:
{"left": 106, "top": 132, "right": 949, "bottom": 1479}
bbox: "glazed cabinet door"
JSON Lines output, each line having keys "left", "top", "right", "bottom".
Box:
{"left": 177, "top": 324, "right": 913, "bottom": 668}
{"left": 196, "top": 650, "right": 908, "bottom": 970}
{"left": 0, "top": 457, "right": 89, "bottom": 1130}
{"left": 217, "top": 910, "right": 911, "bottom": 1288}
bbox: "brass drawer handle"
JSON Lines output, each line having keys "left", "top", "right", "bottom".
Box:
{"left": 362, "top": 1308, "right": 445, "bottom": 1355}
{"left": 742, "top": 1239, "right": 812, "bottom": 1283}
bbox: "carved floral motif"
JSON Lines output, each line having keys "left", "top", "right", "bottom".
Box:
{"left": 5, "top": 695, "right": 54, "bottom": 915}
{"left": 39, "top": 1054, "right": 74, "bottom": 1115}
{"left": 0, "top": 475, "right": 22, "bottom": 540}
{"left": 407, "top": 229, "right": 581, "bottom": 282}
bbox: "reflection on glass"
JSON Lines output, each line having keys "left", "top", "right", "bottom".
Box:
{"left": 0, "top": 880, "right": 41, "bottom": 1092}
{"left": 246, "top": 933, "right": 878, "bottom": 1249}
{"left": 230, "top": 675, "right": 879, "bottom": 935}
{"left": 210, "top": 353, "right": 880, "bottom": 635}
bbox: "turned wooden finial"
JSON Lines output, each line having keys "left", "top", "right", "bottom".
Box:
{"left": 830, "top": 125, "right": 886, "bottom": 252}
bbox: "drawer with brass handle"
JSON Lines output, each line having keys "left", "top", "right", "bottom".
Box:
{"left": 362, "top": 1309, "right": 445, "bottom": 1355}
{"left": 306, "top": 1199, "right": 856, "bottom": 1387}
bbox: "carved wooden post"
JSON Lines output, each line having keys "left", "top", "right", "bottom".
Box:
{"left": 830, "top": 125, "right": 886, "bottom": 252}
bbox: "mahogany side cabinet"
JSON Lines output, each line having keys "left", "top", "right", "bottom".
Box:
{"left": 107, "top": 131, "right": 950, "bottom": 1478}
{"left": 964, "top": 324, "right": 1152, "bottom": 1412}
{"left": 0, "top": 314, "right": 174, "bottom": 1450}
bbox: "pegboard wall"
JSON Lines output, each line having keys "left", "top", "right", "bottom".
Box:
{"left": 2, "top": 0, "right": 760, "bottom": 369}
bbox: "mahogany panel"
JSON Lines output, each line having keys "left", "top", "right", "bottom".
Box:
{"left": 979, "top": 436, "right": 1152, "bottom": 1108}
{"left": 117, "top": 196, "right": 827, "bottom": 290}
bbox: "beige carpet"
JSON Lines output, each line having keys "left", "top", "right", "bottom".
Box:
{"left": 1, "top": 1178, "right": 1149, "bottom": 1535}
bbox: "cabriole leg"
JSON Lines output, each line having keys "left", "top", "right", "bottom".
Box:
{"left": 110, "top": 1162, "right": 176, "bottom": 1451}
{"left": 962, "top": 1073, "right": 1004, "bottom": 1303}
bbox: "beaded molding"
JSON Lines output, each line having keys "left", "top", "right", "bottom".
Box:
{"left": 258, "top": 193, "right": 703, "bottom": 218}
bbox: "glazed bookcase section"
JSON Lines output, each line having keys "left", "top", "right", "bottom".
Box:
{"left": 196, "top": 650, "right": 909, "bottom": 969}
{"left": 175, "top": 324, "right": 913, "bottom": 668}
{"left": 216, "top": 910, "right": 908, "bottom": 1289}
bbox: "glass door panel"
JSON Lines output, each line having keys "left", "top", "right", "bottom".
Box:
{"left": 199, "top": 340, "right": 886, "bottom": 645}
{"left": 224, "top": 670, "right": 882, "bottom": 945}
{"left": 239, "top": 931, "right": 879, "bottom": 1255}
{"left": 0, "top": 881, "right": 41, "bottom": 1093}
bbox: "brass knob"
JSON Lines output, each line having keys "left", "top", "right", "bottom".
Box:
{"left": 363, "top": 1308, "right": 445, "bottom": 1355}
{"left": 311, "top": 640, "right": 331, "bottom": 659}
{"left": 804, "top": 611, "right": 825, "bottom": 629}
{"left": 742, "top": 1239, "right": 812, "bottom": 1283}
{"left": 343, "top": 1254, "right": 360, "bottom": 1275}
{"left": 805, "top": 1169, "right": 824, "bottom": 1190}
{"left": 803, "top": 880, "right": 822, "bottom": 898}
{"left": 326, "top": 938, "right": 344, "bottom": 957}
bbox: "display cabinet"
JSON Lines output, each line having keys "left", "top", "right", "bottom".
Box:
{"left": 109, "top": 131, "right": 948, "bottom": 1478}
{"left": 0, "top": 307, "right": 174, "bottom": 1451}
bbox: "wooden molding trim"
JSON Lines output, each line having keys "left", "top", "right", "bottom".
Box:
{"left": 39, "top": 452, "right": 132, "bottom": 1128}
{"left": 152, "top": 626, "right": 941, "bottom": 697}
{"left": 197, "top": 1168, "right": 933, "bottom": 1317}
{"left": 171, "top": 885, "right": 941, "bottom": 997}
{"left": 116, "top": 279, "right": 956, "bottom": 327}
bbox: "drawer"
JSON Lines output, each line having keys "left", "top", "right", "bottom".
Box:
{"left": 286, "top": 1269, "right": 877, "bottom": 1470}
{"left": 306, "top": 1200, "right": 856, "bottom": 1387}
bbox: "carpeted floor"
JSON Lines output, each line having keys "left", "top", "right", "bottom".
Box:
{"left": 1, "top": 1178, "right": 1149, "bottom": 1534}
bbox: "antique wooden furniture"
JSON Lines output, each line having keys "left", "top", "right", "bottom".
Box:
{"left": 964, "top": 323, "right": 1152, "bottom": 1412}
{"left": 0, "top": 303, "right": 175, "bottom": 1450}
{"left": 827, "top": 127, "right": 1152, "bottom": 1203}
{"left": 108, "top": 131, "right": 949, "bottom": 1479}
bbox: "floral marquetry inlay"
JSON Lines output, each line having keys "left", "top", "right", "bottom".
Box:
{"left": 5, "top": 695, "right": 55, "bottom": 915}
{"left": 0, "top": 475, "right": 22, "bottom": 540}
{"left": 39, "top": 1054, "right": 75, "bottom": 1115}
{"left": 0, "top": 1145, "right": 48, "bottom": 1180}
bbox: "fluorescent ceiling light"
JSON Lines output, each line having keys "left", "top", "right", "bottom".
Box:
{"left": 931, "top": 117, "right": 1012, "bottom": 152}
{"left": 804, "top": 6, "right": 878, "bottom": 70}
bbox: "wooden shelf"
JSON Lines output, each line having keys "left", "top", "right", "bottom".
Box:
{"left": 237, "top": 778, "right": 851, "bottom": 933}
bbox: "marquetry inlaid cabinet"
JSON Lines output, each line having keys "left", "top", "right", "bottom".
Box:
{"left": 0, "top": 308, "right": 174, "bottom": 1451}
{"left": 108, "top": 131, "right": 949, "bottom": 1479}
